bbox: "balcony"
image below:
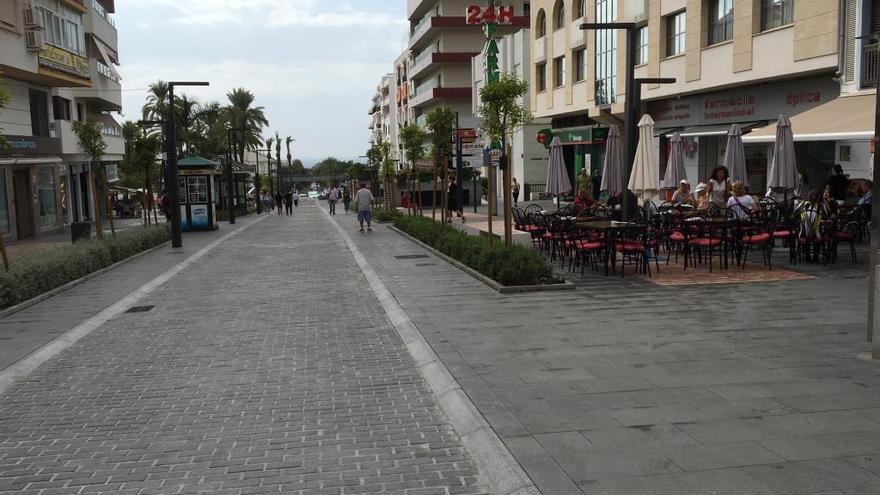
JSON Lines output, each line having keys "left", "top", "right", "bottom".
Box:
{"left": 74, "top": 59, "right": 122, "bottom": 111}
{"left": 409, "top": 15, "right": 529, "bottom": 51}
{"left": 55, "top": 119, "right": 82, "bottom": 155}
{"left": 862, "top": 43, "right": 879, "bottom": 89}
{"left": 409, "top": 81, "right": 472, "bottom": 108}
{"left": 410, "top": 51, "right": 479, "bottom": 79}
{"left": 85, "top": 0, "right": 118, "bottom": 49}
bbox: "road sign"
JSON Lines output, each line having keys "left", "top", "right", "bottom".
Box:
{"left": 483, "top": 148, "right": 503, "bottom": 167}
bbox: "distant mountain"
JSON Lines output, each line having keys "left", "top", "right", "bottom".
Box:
{"left": 300, "top": 157, "right": 361, "bottom": 169}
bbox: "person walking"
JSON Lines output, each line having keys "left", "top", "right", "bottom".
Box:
{"left": 446, "top": 177, "right": 465, "bottom": 223}
{"left": 274, "top": 192, "right": 283, "bottom": 215}
{"left": 342, "top": 188, "right": 352, "bottom": 214}
{"left": 328, "top": 185, "right": 339, "bottom": 215}
{"left": 355, "top": 182, "right": 374, "bottom": 232}
{"left": 284, "top": 190, "right": 293, "bottom": 215}
{"left": 293, "top": 187, "right": 299, "bottom": 208}
{"left": 512, "top": 177, "right": 521, "bottom": 207}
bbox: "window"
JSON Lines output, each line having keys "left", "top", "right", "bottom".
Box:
{"left": 554, "top": 1, "right": 565, "bottom": 30}
{"left": 52, "top": 96, "right": 71, "bottom": 121}
{"left": 574, "top": 48, "right": 586, "bottom": 82}
{"left": 595, "top": 0, "right": 617, "bottom": 105}
{"left": 29, "top": 89, "right": 50, "bottom": 137}
{"left": 761, "top": 0, "right": 793, "bottom": 31}
{"left": 35, "top": 0, "right": 85, "bottom": 56}
{"left": 708, "top": 0, "right": 734, "bottom": 45}
{"left": 537, "top": 63, "right": 547, "bottom": 91}
{"left": 76, "top": 102, "right": 85, "bottom": 122}
{"left": 536, "top": 8, "right": 546, "bottom": 38}
{"left": 574, "top": 0, "right": 585, "bottom": 19}
{"left": 666, "top": 11, "right": 686, "bottom": 57}
{"left": 37, "top": 166, "right": 57, "bottom": 229}
{"left": 554, "top": 56, "right": 566, "bottom": 87}
{"left": 634, "top": 25, "right": 648, "bottom": 65}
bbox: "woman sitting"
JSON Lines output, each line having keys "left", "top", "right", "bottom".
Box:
{"left": 573, "top": 189, "right": 598, "bottom": 213}
{"left": 672, "top": 180, "right": 695, "bottom": 206}
{"left": 694, "top": 183, "right": 711, "bottom": 211}
{"left": 726, "top": 181, "right": 755, "bottom": 220}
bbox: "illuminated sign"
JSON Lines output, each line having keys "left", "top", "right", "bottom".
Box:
{"left": 465, "top": 4, "right": 515, "bottom": 25}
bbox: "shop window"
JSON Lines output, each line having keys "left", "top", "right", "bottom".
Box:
{"left": 761, "top": 0, "right": 793, "bottom": 31}
{"left": 554, "top": 56, "right": 566, "bottom": 87}
{"left": 52, "top": 96, "right": 71, "bottom": 121}
{"left": 666, "top": 11, "right": 686, "bottom": 57}
{"left": 37, "top": 166, "right": 57, "bottom": 229}
{"left": 574, "top": 48, "right": 586, "bottom": 82}
{"left": 708, "top": 0, "right": 734, "bottom": 45}
{"left": 0, "top": 170, "right": 8, "bottom": 234}
{"left": 537, "top": 62, "right": 547, "bottom": 91}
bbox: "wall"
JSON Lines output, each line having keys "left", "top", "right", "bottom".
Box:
{"left": 0, "top": 79, "right": 35, "bottom": 137}
{"left": 837, "top": 140, "right": 872, "bottom": 179}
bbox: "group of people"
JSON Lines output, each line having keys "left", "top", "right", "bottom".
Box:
{"left": 259, "top": 191, "right": 299, "bottom": 215}
{"left": 325, "top": 186, "right": 352, "bottom": 215}
{"left": 667, "top": 166, "right": 755, "bottom": 219}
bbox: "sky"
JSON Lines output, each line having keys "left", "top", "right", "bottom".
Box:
{"left": 116, "top": 0, "right": 409, "bottom": 166}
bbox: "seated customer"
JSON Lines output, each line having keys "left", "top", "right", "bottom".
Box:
{"left": 573, "top": 189, "right": 598, "bottom": 213}
{"left": 726, "top": 181, "right": 755, "bottom": 219}
{"left": 859, "top": 181, "right": 873, "bottom": 206}
{"left": 671, "top": 180, "right": 695, "bottom": 205}
{"left": 694, "top": 183, "right": 710, "bottom": 211}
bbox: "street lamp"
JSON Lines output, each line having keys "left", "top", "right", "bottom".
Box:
{"left": 580, "top": 23, "right": 675, "bottom": 220}
{"left": 165, "top": 81, "right": 209, "bottom": 248}
{"left": 226, "top": 127, "right": 244, "bottom": 224}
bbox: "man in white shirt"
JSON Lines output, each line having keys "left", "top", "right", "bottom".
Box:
{"left": 355, "top": 183, "right": 375, "bottom": 232}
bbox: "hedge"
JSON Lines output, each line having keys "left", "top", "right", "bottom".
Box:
{"left": 0, "top": 225, "right": 170, "bottom": 309}
{"left": 373, "top": 208, "right": 402, "bottom": 222}
{"left": 393, "top": 215, "right": 554, "bottom": 286}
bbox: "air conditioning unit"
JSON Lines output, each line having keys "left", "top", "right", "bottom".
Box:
{"left": 23, "top": 4, "right": 44, "bottom": 29}
{"left": 25, "top": 29, "right": 45, "bottom": 51}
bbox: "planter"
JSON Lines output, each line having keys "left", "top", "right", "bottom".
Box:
{"left": 389, "top": 226, "right": 575, "bottom": 294}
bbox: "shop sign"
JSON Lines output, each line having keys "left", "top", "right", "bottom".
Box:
{"left": 554, "top": 127, "right": 609, "bottom": 145}
{"left": 38, "top": 45, "right": 90, "bottom": 80}
{"left": 1, "top": 135, "right": 61, "bottom": 156}
{"left": 465, "top": 4, "right": 515, "bottom": 25}
{"left": 648, "top": 76, "right": 840, "bottom": 128}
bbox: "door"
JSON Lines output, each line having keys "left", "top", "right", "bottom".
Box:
{"left": 12, "top": 170, "right": 34, "bottom": 239}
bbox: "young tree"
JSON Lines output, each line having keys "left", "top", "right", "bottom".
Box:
{"left": 72, "top": 116, "right": 111, "bottom": 239}
{"left": 122, "top": 121, "right": 162, "bottom": 225}
{"left": 479, "top": 73, "right": 532, "bottom": 245}
{"left": 399, "top": 124, "right": 426, "bottom": 215}
{"left": 0, "top": 79, "right": 10, "bottom": 269}
{"left": 426, "top": 108, "right": 455, "bottom": 223}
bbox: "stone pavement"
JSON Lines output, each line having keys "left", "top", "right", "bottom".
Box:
{"left": 0, "top": 203, "right": 485, "bottom": 495}
{"left": 326, "top": 204, "right": 880, "bottom": 495}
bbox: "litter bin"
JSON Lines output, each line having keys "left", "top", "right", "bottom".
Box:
{"left": 71, "top": 221, "right": 91, "bottom": 243}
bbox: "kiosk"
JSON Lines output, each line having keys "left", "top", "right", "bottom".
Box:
{"left": 177, "top": 155, "right": 220, "bottom": 231}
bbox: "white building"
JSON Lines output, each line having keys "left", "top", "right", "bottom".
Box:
{"left": 1, "top": 0, "right": 123, "bottom": 242}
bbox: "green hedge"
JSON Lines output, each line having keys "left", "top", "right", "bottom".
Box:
{"left": 0, "top": 225, "right": 170, "bottom": 309}
{"left": 373, "top": 208, "right": 402, "bottom": 222}
{"left": 393, "top": 215, "right": 554, "bottom": 286}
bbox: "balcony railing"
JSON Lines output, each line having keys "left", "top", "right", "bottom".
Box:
{"left": 863, "top": 43, "right": 880, "bottom": 89}
{"left": 411, "top": 14, "right": 431, "bottom": 36}
{"left": 413, "top": 78, "right": 439, "bottom": 97}
{"left": 91, "top": 0, "right": 115, "bottom": 26}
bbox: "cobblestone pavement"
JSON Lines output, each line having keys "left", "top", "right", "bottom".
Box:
{"left": 327, "top": 204, "right": 880, "bottom": 495}
{"left": 0, "top": 203, "right": 485, "bottom": 495}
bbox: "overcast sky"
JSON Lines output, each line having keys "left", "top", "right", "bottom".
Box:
{"left": 116, "top": 0, "right": 408, "bottom": 166}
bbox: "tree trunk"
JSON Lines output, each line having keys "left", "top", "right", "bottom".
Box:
{"left": 503, "top": 140, "right": 513, "bottom": 246}
{"left": 0, "top": 231, "right": 9, "bottom": 271}
{"left": 417, "top": 176, "right": 423, "bottom": 216}
{"left": 91, "top": 164, "right": 103, "bottom": 240}
{"left": 432, "top": 168, "right": 437, "bottom": 221}
{"left": 442, "top": 163, "right": 449, "bottom": 225}
{"left": 487, "top": 164, "right": 494, "bottom": 244}
{"left": 103, "top": 169, "right": 115, "bottom": 237}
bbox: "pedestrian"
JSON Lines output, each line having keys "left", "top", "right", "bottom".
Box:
{"left": 707, "top": 166, "right": 731, "bottom": 207}
{"left": 446, "top": 177, "right": 465, "bottom": 223}
{"left": 827, "top": 164, "right": 849, "bottom": 203}
{"left": 576, "top": 168, "right": 592, "bottom": 197}
{"left": 293, "top": 187, "right": 299, "bottom": 208}
{"left": 342, "top": 188, "right": 352, "bottom": 214}
{"left": 512, "top": 177, "right": 520, "bottom": 207}
{"left": 284, "top": 190, "right": 293, "bottom": 215}
{"left": 328, "top": 185, "right": 339, "bottom": 215}
{"left": 355, "top": 182, "right": 374, "bottom": 232}
{"left": 273, "top": 192, "right": 282, "bottom": 215}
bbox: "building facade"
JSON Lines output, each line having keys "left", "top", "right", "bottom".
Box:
{"left": 0, "top": 0, "right": 123, "bottom": 242}
{"left": 530, "top": 0, "right": 875, "bottom": 194}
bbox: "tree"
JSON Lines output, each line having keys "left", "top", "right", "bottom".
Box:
{"left": 0, "top": 79, "right": 10, "bottom": 269}
{"left": 264, "top": 135, "right": 275, "bottom": 195}
{"left": 142, "top": 80, "right": 169, "bottom": 123}
{"left": 426, "top": 108, "right": 455, "bottom": 223}
{"left": 72, "top": 116, "right": 111, "bottom": 239}
{"left": 190, "top": 100, "right": 228, "bottom": 158}
{"left": 285, "top": 136, "right": 294, "bottom": 168}
{"left": 399, "top": 124, "right": 427, "bottom": 215}
{"left": 291, "top": 159, "right": 306, "bottom": 176}
{"left": 226, "top": 88, "right": 269, "bottom": 163}
{"left": 479, "top": 73, "right": 532, "bottom": 245}
{"left": 121, "top": 121, "right": 162, "bottom": 225}
{"left": 274, "top": 131, "right": 282, "bottom": 192}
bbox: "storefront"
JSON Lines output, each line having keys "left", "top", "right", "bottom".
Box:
{"left": 539, "top": 126, "right": 609, "bottom": 197}
{"left": 647, "top": 75, "right": 846, "bottom": 193}
{"left": 0, "top": 135, "right": 65, "bottom": 241}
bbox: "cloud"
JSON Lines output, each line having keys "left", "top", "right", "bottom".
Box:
{"left": 138, "top": 0, "right": 406, "bottom": 28}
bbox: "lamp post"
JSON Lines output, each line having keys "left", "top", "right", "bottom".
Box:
{"left": 226, "top": 127, "right": 244, "bottom": 224}
{"left": 165, "top": 81, "right": 209, "bottom": 248}
{"left": 579, "top": 23, "right": 674, "bottom": 219}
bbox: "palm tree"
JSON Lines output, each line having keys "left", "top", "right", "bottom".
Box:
{"left": 191, "top": 101, "right": 228, "bottom": 157}
{"left": 274, "top": 131, "right": 282, "bottom": 192}
{"left": 265, "top": 135, "right": 275, "bottom": 195}
{"left": 174, "top": 93, "right": 198, "bottom": 156}
{"left": 226, "top": 88, "right": 269, "bottom": 163}
{"left": 142, "top": 80, "right": 169, "bottom": 123}
{"left": 286, "top": 136, "right": 294, "bottom": 168}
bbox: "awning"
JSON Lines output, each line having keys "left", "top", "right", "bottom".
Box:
{"left": 657, "top": 122, "right": 764, "bottom": 138}
{"left": 742, "top": 94, "right": 876, "bottom": 143}
{"left": 93, "top": 38, "right": 121, "bottom": 80}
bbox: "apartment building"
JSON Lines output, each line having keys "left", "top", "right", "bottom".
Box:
{"left": 472, "top": 28, "right": 552, "bottom": 199}
{"left": 368, "top": 73, "right": 399, "bottom": 167}
{"left": 531, "top": 0, "right": 872, "bottom": 194}
{"left": 407, "top": 0, "right": 530, "bottom": 130}
{"left": 0, "top": 0, "right": 123, "bottom": 242}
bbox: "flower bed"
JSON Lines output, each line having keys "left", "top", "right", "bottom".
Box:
{"left": 393, "top": 215, "right": 554, "bottom": 287}
{"left": 0, "top": 225, "right": 170, "bottom": 309}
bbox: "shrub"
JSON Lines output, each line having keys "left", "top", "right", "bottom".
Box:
{"left": 0, "top": 225, "right": 170, "bottom": 309}
{"left": 373, "top": 208, "right": 402, "bottom": 222}
{"left": 393, "top": 215, "right": 553, "bottom": 286}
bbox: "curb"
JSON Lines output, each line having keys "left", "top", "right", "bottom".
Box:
{"left": 388, "top": 225, "right": 576, "bottom": 294}
{"left": 0, "top": 240, "right": 171, "bottom": 319}
{"left": 321, "top": 207, "right": 540, "bottom": 495}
